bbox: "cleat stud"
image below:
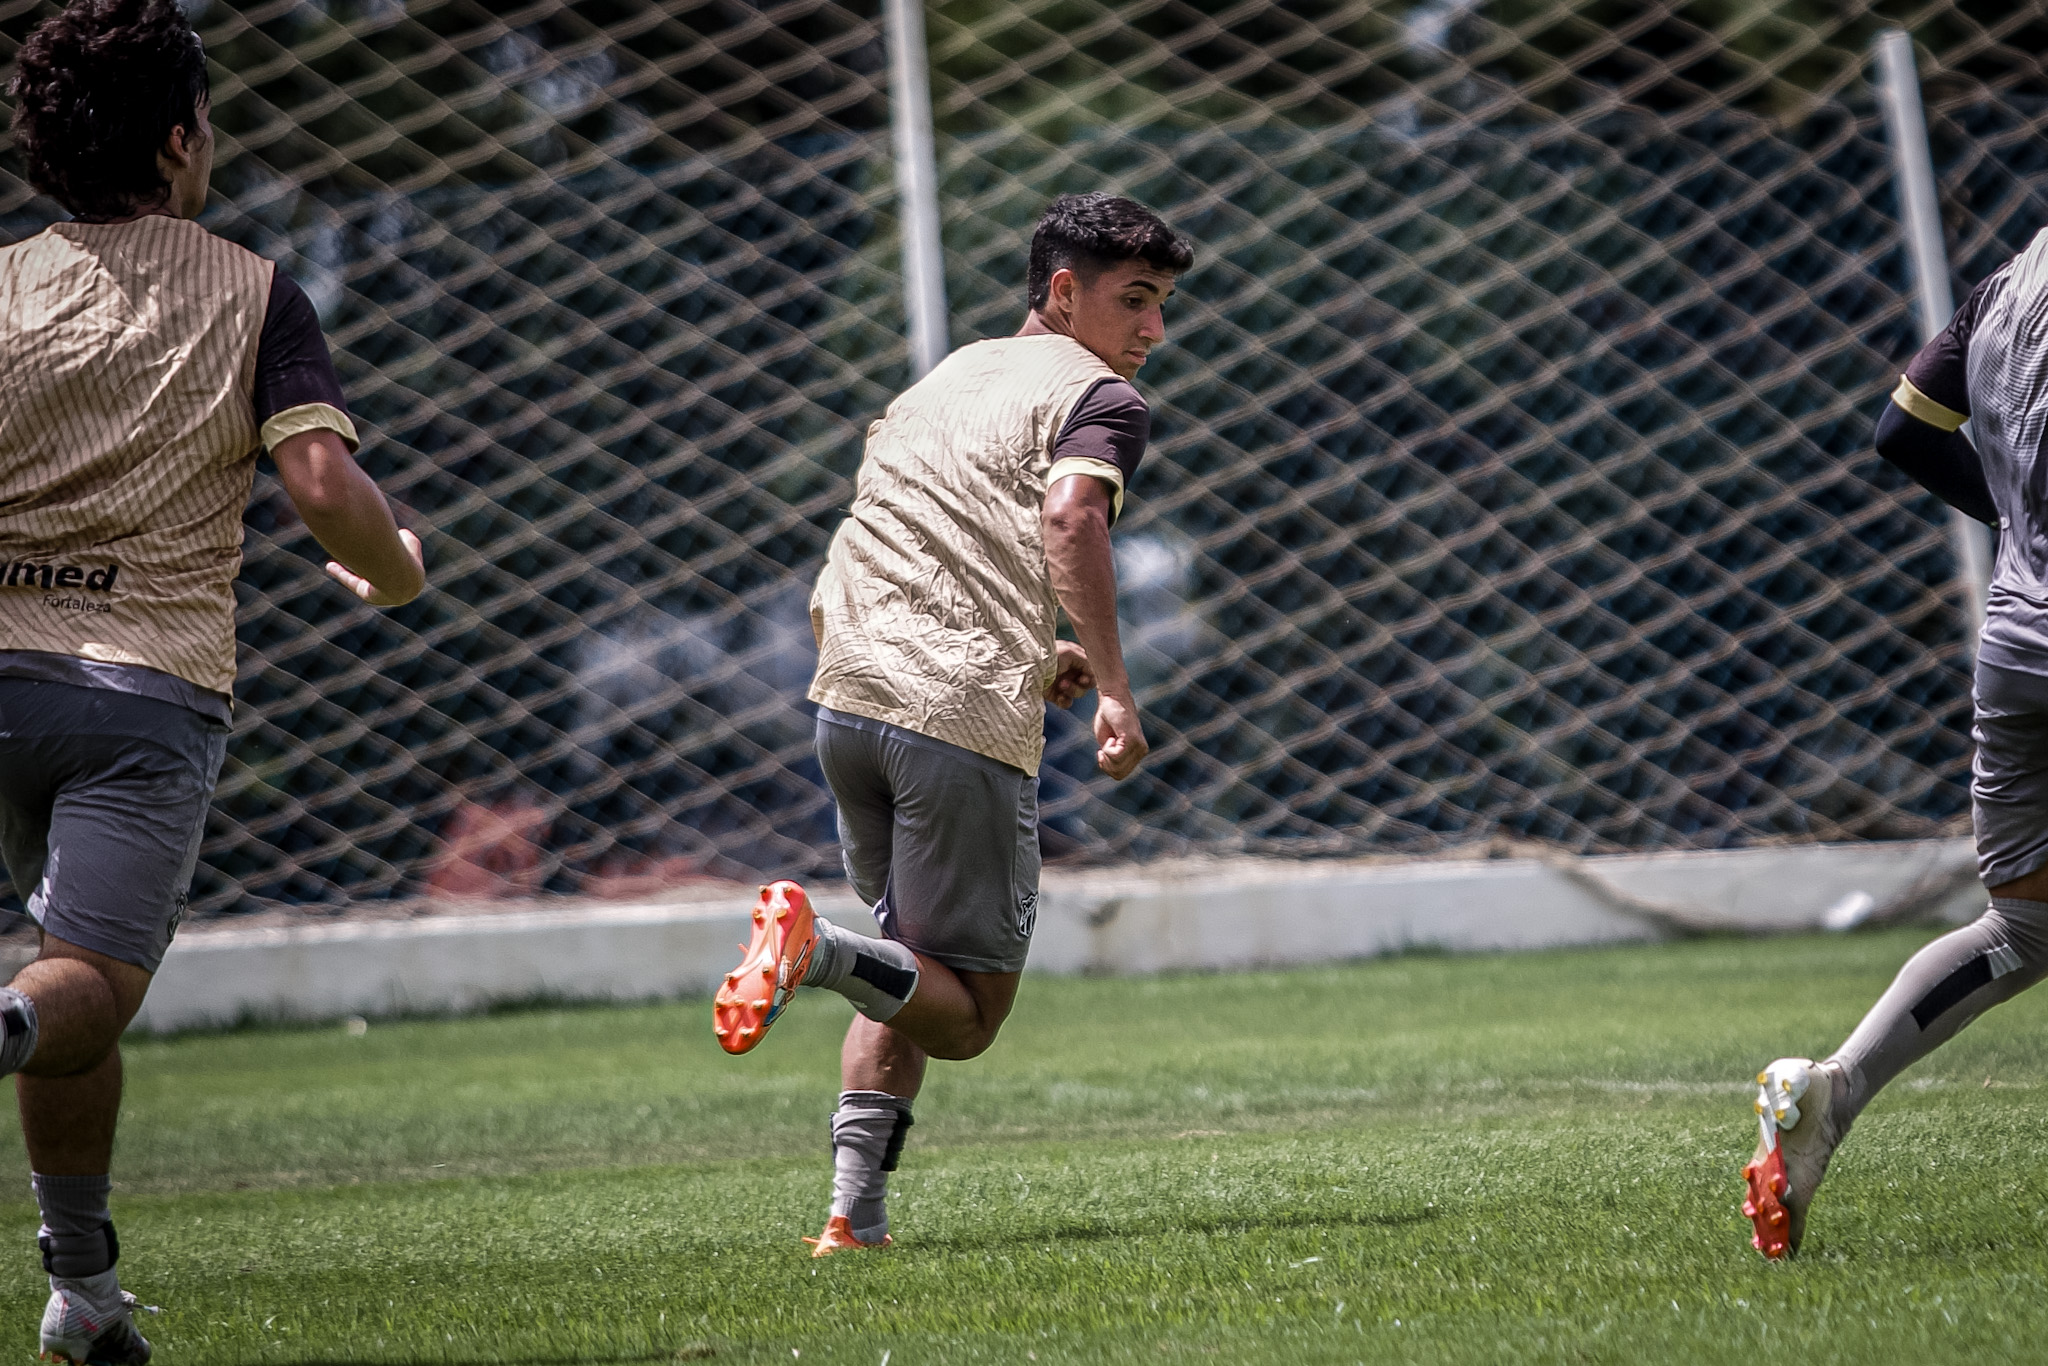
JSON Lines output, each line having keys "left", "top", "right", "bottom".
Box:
{"left": 1754, "top": 1101, "right": 1765, "bottom": 1114}
{"left": 761, "top": 964, "right": 774, "bottom": 977}
{"left": 753, "top": 910, "right": 764, "bottom": 924}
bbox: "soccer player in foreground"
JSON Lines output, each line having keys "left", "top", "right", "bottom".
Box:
{"left": 1742, "top": 238, "right": 2046, "bottom": 1259}
{"left": 0, "top": 3, "right": 425, "bottom": 1358}
{"left": 713, "top": 193, "right": 1192, "bottom": 1254}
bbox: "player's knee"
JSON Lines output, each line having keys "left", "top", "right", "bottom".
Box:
{"left": 925, "top": 1022, "right": 1003, "bottom": 1061}
{"left": 20, "top": 1038, "right": 117, "bottom": 1079}
{"left": 927, "top": 1000, "right": 1014, "bottom": 1059}
{"left": 1985, "top": 893, "right": 2048, "bottom": 971}
{"left": 12, "top": 952, "right": 144, "bottom": 1076}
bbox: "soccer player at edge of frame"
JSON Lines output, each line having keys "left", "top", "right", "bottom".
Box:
{"left": 712, "top": 193, "right": 1195, "bottom": 1254}
{"left": 0, "top": 2, "right": 425, "bottom": 1359}
{"left": 1742, "top": 227, "right": 2048, "bottom": 1260}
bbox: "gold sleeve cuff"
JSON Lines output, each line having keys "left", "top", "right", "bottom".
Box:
{"left": 1049, "top": 456, "right": 1127, "bottom": 522}
{"left": 1892, "top": 377, "right": 1968, "bottom": 432}
{"left": 261, "top": 402, "right": 360, "bottom": 454}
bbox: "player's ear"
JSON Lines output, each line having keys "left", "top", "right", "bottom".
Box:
{"left": 161, "top": 125, "right": 194, "bottom": 169}
{"left": 1049, "top": 267, "right": 1079, "bottom": 313}
{"left": 162, "top": 104, "right": 211, "bottom": 168}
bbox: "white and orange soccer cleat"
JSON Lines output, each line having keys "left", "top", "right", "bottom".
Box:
{"left": 803, "top": 1215, "right": 891, "bottom": 1258}
{"left": 712, "top": 881, "right": 818, "bottom": 1055}
{"left": 39, "top": 1279, "right": 156, "bottom": 1365}
{"left": 1741, "top": 1057, "right": 1842, "bottom": 1259}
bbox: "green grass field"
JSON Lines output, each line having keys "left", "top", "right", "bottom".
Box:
{"left": 3, "top": 928, "right": 2045, "bottom": 1364}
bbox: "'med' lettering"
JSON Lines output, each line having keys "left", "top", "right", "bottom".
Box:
{"left": 0, "top": 561, "right": 118, "bottom": 592}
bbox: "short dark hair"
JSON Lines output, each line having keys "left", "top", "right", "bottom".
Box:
{"left": 1027, "top": 193, "right": 1193, "bottom": 312}
{"left": 11, "top": 0, "right": 210, "bottom": 219}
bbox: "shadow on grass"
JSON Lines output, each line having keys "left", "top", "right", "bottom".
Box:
{"left": 909, "top": 1201, "right": 1441, "bottom": 1253}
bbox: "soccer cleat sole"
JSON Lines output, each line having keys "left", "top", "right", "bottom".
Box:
{"left": 1741, "top": 1143, "right": 1793, "bottom": 1259}
{"left": 804, "top": 1214, "right": 892, "bottom": 1257}
{"left": 1741, "top": 1058, "right": 1815, "bottom": 1259}
{"left": 712, "top": 881, "right": 816, "bottom": 1055}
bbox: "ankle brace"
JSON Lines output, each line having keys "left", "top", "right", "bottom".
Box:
{"left": 39, "top": 1221, "right": 117, "bottom": 1280}
{"left": 33, "top": 1173, "right": 117, "bottom": 1279}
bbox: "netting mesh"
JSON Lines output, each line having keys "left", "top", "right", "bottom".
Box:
{"left": 0, "top": 0, "right": 2045, "bottom": 918}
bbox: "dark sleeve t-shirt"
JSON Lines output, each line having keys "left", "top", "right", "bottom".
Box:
{"left": 1047, "top": 377, "right": 1150, "bottom": 523}
{"left": 0, "top": 263, "right": 358, "bottom": 724}
{"left": 1899, "top": 263, "right": 2012, "bottom": 423}
{"left": 253, "top": 268, "right": 355, "bottom": 447}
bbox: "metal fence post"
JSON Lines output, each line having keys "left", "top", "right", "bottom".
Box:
{"left": 1877, "top": 28, "right": 1993, "bottom": 655}
{"left": 885, "top": 0, "right": 949, "bottom": 380}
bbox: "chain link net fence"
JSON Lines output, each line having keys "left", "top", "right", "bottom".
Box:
{"left": 0, "top": 0, "right": 2044, "bottom": 919}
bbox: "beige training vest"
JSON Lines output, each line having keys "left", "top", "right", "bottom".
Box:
{"left": 0, "top": 217, "right": 272, "bottom": 696}
{"left": 809, "top": 333, "right": 1119, "bottom": 774}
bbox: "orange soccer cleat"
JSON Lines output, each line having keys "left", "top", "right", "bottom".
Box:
{"left": 1741, "top": 1131, "right": 1793, "bottom": 1259}
{"left": 1741, "top": 1057, "right": 1841, "bottom": 1259}
{"left": 803, "top": 1215, "right": 891, "bottom": 1257}
{"left": 712, "top": 880, "right": 818, "bottom": 1055}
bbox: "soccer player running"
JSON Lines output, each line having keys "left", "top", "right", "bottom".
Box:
{"left": 0, "top": 2, "right": 424, "bottom": 1358}
{"left": 713, "top": 193, "right": 1192, "bottom": 1254}
{"left": 1742, "top": 236, "right": 2048, "bottom": 1259}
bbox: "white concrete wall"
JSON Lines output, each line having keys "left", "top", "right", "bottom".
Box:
{"left": 130, "top": 838, "right": 1984, "bottom": 1033}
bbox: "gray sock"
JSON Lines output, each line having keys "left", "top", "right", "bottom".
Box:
{"left": 32, "top": 1173, "right": 116, "bottom": 1280}
{"left": 1827, "top": 897, "right": 2048, "bottom": 1126}
{"left": 802, "top": 920, "right": 919, "bottom": 1022}
{"left": 0, "top": 988, "right": 38, "bottom": 1076}
{"left": 830, "top": 1091, "right": 912, "bottom": 1243}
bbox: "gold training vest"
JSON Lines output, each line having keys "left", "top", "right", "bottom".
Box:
{"left": 0, "top": 217, "right": 272, "bottom": 697}
{"left": 809, "top": 333, "right": 1119, "bottom": 774}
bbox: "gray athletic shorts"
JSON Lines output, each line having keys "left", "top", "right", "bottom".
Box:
{"left": 815, "top": 707, "right": 1040, "bottom": 975}
{"left": 0, "top": 679, "right": 227, "bottom": 972}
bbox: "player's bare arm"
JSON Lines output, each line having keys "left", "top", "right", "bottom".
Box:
{"left": 272, "top": 429, "right": 425, "bottom": 607}
{"left": 1045, "top": 472, "right": 1146, "bottom": 779}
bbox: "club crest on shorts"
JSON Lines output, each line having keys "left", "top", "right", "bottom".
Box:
{"left": 1016, "top": 890, "right": 1038, "bottom": 939}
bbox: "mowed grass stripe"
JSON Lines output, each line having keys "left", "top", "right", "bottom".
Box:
{"left": 0, "top": 930, "right": 2036, "bottom": 1362}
